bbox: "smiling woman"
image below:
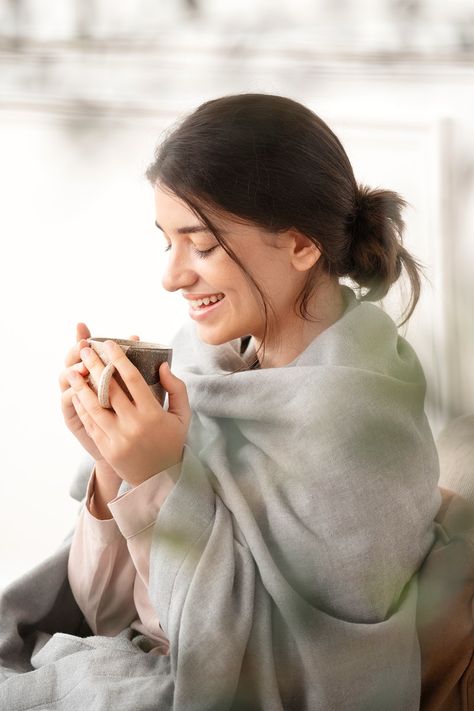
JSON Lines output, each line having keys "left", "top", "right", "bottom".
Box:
{"left": 0, "top": 94, "right": 443, "bottom": 711}
{"left": 152, "top": 178, "right": 345, "bottom": 368}
{"left": 147, "top": 94, "right": 421, "bottom": 373}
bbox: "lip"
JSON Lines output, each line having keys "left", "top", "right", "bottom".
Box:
{"left": 189, "top": 296, "right": 226, "bottom": 320}
{"left": 183, "top": 293, "right": 225, "bottom": 300}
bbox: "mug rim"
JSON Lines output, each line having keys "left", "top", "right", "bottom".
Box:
{"left": 88, "top": 337, "right": 171, "bottom": 351}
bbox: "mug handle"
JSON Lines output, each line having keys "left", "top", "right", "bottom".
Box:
{"left": 98, "top": 362, "right": 116, "bottom": 409}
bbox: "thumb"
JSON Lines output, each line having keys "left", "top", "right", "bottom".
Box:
{"left": 159, "top": 362, "right": 190, "bottom": 423}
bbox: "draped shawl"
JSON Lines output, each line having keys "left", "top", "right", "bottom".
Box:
{"left": 0, "top": 285, "right": 441, "bottom": 710}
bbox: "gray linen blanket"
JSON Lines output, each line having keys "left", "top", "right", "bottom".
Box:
{"left": 0, "top": 285, "right": 441, "bottom": 710}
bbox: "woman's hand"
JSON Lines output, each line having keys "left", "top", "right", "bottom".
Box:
{"left": 64, "top": 339, "right": 191, "bottom": 487}
{"left": 59, "top": 323, "right": 140, "bottom": 465}
{"left": 60, "top": 323, "right": 103, "bottom": 462}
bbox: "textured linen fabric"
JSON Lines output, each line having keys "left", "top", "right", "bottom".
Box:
{"left": 67, "top": 463, "right": 180, "bottom": 654}
{"left": 0, "top": 285, "right": 441, "bottom": 710}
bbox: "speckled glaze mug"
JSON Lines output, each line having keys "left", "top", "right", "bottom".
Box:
{"left": 86, "top": 338, "right": 172, "bottom": 409}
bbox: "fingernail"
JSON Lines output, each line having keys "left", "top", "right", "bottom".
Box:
{"left": 80, "top": 347, "right": 91, "bottom": 359}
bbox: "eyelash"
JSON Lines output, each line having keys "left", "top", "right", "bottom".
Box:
{"left": 163, "top": 245, "right": 218, "bottom": 259}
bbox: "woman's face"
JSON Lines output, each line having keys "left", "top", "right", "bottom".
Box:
{"left": 155, "top": 182, "right": 316, "bottom": 347}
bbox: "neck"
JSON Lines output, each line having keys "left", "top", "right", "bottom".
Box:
{"left": 254, "top": 280, "right": 345, "bottom": 369}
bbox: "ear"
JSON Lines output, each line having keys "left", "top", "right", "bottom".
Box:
{"left": 286, "top": 229, "right": 321, "bottom": 272}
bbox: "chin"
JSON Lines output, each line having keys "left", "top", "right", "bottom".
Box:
{"left": 196, "top": 331, "right": 229, "bottom": 346}
{"left": 197, "top": 327, "right": 245, "bottom": 347}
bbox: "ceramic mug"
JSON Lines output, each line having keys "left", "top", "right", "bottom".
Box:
{"left": 86, "top": 337, "right": 172, "bottom": 409}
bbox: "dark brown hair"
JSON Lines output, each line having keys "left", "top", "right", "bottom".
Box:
{"left": 146, "top": 93, "right": 423, "bottom": 367}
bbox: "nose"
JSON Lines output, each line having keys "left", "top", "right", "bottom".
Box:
{"left": 161, "top": 247, "right": 198, "bottom": 293}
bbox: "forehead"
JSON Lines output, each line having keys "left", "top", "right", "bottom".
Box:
{"left": 154, "top": 183, "right": 192, "bottom": 214}
{"left": 153, "top": 184, "right": 235, "bottom": 236}
{"left": 154, "top": 185, "right": 228, "bottom": 238}
{"left": 153, "top": 182, "right": 280, "bottom": 248}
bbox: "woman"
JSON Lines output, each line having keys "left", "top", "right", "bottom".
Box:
{"left": 0, "top": 94, "right": 441, "bottom": 710}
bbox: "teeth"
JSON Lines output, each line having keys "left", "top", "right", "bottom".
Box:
{"left": 190, "top": 293, "right": 225, "bottom": 308}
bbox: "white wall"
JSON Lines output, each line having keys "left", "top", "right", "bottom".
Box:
{"left": 0, "top": 110, "right": 190, "bottom": 590}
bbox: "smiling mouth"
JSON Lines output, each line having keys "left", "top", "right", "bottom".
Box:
{"left": 188, "top": 295, "right": 226, "bottom": 318}
{"left": 189, "top": 294, "right": 226, "bottom": 310}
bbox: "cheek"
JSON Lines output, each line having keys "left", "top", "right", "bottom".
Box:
{"left": 217, "top": 260, "right": 245, "bottom": 292}
{"left": 220, "top": 250, "right": 274, "bottom": 309}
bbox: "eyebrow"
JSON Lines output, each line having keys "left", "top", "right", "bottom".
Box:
{"left": 155, "top": 220, "right": 211, "bottom": 235}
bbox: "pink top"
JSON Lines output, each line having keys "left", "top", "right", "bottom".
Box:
{"left": 67, "top": 463, "right": 181, "bottom": 656}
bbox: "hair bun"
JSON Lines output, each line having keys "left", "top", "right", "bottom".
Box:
{"left": 345, "top": 184, "right": 422, "bottom": 324}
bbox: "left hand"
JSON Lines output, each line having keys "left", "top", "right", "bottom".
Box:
{"left": 66, "top": 340, "right": 191, "bottom": 487}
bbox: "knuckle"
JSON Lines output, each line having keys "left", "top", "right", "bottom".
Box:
{"left": 89, "top": 403, "right": 104, "bottom": 419}
{"left": 84, "top": 424, "right": 94, "bottom": 438}
{"left": 110, "top": 349, "right": 124, "bottom": 364}
{"left": 88, "top": 354, "right": 105, "bottom": 374}
{"left": 84, "top": 346, "right": 98, "bottom": 362}
{"left": 88, "top": 361, "right": 104, "bottom": 385}
{"left": 129, "top": 373, "right": 141, "bottom": 388}
{"left": 93, "top": 365, "right": 105, "bottom": 382}
{"left": 127, "top": 422, "right": 143, "bottom": 441}
{"left": 125, "top": 369, "right": 141, "bottom": 387}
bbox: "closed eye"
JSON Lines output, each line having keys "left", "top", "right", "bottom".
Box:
{"left": 164, "top": 245, "right": 218, "bottom": 259}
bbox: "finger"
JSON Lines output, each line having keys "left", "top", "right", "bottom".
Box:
{"left": 158, "top": 362, "right": 191, "bottom": 425}
{"left": 101, "top": 340, "right": 152, "bottom": 408}
{"left": 76, "top": 322, "right": 91, "bottom": 342}
{"left": 61, "top": 386, "right": 77, "bottom": 418}
{"left": 129, "top": 335, "right": 140, "bottom": 341}
{"left": 78, "top": 347, "right": 133, "bottom": 418}
{"left": 64, "top": 338, "right": 91, "bottom": 368}
{"left": 71, "top": 394, "right": 105, "bottom": 442}
{"left": 66, "top": 370, "right": 113, "bottom": 437}
{"left": 59, "top": 362, "right": 90, "bottom": 393}
{"left": 63, "top": 387, "right": 90, "bottom": 435}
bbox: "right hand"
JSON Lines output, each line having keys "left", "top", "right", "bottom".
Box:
{"left": 59, "top": 323, "right": 140, "bottom": 463}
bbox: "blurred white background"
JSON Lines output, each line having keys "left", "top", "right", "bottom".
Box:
{"left": 1, "top": 0, "right": 474, "bottom": 591}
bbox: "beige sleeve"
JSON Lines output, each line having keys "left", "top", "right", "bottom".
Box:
{"left": 67, "top": 468, "right": 138, "bottom": 636}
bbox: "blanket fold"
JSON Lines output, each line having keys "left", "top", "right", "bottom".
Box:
{"left": 0, "top": 286, "right": 441, "bottom": 710}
